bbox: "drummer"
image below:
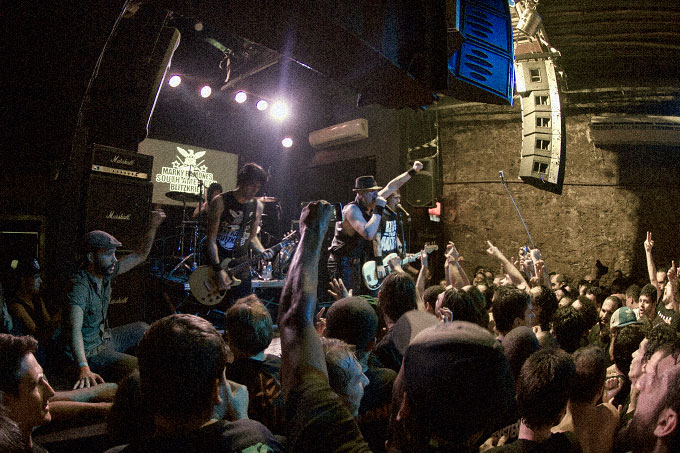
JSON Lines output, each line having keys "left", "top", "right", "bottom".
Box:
{"left": 192, "top": 182, "right": 222, "bottom": 220}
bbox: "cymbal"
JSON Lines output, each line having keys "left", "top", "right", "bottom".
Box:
{"left": 257, "top": 196, "right": 279, "bottom": 203}
{"left": 166, "top": 191, "right": 202, "bottom": 203}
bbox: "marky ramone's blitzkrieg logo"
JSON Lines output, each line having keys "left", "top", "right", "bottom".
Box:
{"left": 156, "top": 146, "right": 215, "bottom": 195}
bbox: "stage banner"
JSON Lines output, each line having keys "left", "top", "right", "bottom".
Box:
{"left": 139, "top": 138, "right": 238, "bottom": 206}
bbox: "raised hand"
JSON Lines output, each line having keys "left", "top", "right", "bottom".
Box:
{"left": 644, "top": 231, "right": 654, "bottom": 253}
{"left": 315, "top": 307, "right": 327, "bottom": 336}
{"left": 327, "top": 277, "right": 352, "bottom": 300}
{"left": 412, "top": 161, "right": 424, "bottom": 172}
{"left": 486, "top": 240, "right": 503, "bottom": 259}
{"left": 669, "top": 260, "right": 678, "bottom": 285}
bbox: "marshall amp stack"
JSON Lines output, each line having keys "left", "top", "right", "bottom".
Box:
{"left": 85, "top": 144, "right": 154, "bottom": 251}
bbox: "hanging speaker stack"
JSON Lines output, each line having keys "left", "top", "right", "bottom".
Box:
{"left": 515, "top": 58, "right": 566, "bottom": 194}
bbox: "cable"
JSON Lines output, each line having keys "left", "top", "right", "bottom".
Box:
{"left": 499, "top": 171, "right": 535, "bottom": 249}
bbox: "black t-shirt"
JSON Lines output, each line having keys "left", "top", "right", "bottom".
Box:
{"left": 226, "top": 355, "right": 285, "bottom": 435}
{"left": 286, "top": 367, "right": 370, "bottom": 452}
{"left": 217, "top": 191, "right": 257, "bottom": 259}
{"left": 656, "top": 303, "right": 680, "bottom": 331}
{"left": 377, "top": 212, "right": 399, "bottom": 258}
{"left": 357, "top": 365, "right": 397, "bottom": 453}
{"left": 489, "top": 431, "right": 582, "bottom": 453}
{"left": 371, "top": 329, "right": 402, "bottom": 373}
{"left": 112, "top": 419, "right": 284, "bottom": 452}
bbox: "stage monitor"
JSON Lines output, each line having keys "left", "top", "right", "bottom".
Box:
{"left": 138, "top": 138, "right": 238, "bottom": 206}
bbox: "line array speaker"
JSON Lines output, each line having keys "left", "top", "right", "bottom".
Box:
{"left": 515, "top": 58, "right": 565, "bottom": 194}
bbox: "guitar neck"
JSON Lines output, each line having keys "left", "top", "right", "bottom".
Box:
{"left": 401, "top": 252, "right": 422, "bottom": 266}
{"left": 227, "top": 239, "right": 291, "bottom": 275}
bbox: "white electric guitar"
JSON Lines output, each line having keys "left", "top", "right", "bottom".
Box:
{"left": 189, "top": 231, "right": 299, "bottom": 306}
{"left": 362, "top": 244, "right": 438, "bottom": 291}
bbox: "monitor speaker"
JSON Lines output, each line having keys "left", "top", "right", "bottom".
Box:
{"left": 404, "top": 157, "right": 439, "bottom": 208}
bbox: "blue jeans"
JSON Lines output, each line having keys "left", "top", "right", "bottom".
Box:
{"left": 328, "top": 255, "right": 365, "bottom": 295}
{"left": 88, "top": 321, "right": 148, "bottom": 383}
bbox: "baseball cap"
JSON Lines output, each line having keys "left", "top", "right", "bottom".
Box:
{"left": 85, "top": 230, "right": 122, "bottom": 251}
{"left": 610, "top": 306, "right": 640, "bottom": 329}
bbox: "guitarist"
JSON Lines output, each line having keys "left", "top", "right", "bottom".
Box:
{"left": 328, "top": 161, "right": 423, "bottom": 295}
{"left": 206, "top": 163, "right": 274, "bottom": 302}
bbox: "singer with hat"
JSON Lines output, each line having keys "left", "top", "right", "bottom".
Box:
{"left": 327, "top": 161, "right": 423, "bottom": 294}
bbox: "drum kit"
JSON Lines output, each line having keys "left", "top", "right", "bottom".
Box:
{"left": 156, "top": 191, "right": 291, "bottom": 283}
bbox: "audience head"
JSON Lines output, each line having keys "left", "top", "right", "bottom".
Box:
{"left": 613, "top": 324, "right": 646, "bottom": 377}
{"left": 585, "top": 286, "right": 606, "bottom": 310}
{"left": 639, "top": 284, "right": 658, "bottom": 320}
{"left": 618, "top": 340, "right": 680, "bottom": 452}
{"left": 393, "top": 321, "right": 515, "bottom": 451}
{"left": 224, "top": 295, "right": 273, "bottom": 358}
{"left": 11, "top": 257, "right": 42, "bottom": 295}
{"left": 138, "top": 314, "right": 228, "bottom": 422}
{"left": 501, "top": 326, "right": 540, "bottom": 382}
{"left": 492, "top": 286, "right": 532, "bottom": 336}
{"left": 529, "top": 285, "right": 558, "bottom": 330}
{"left": 378, "top": 272, "right": 417, "bottom": 325}
{"left": 551, "top": 273, "right": 569, "bottom": 291}
{"left": 0, "top": 334, "right": 55, "bottom": 441}
{"left": 107, "top": 370, "right": 153, "bottom": 445}
{"left": 320, "top": 337, "right": 369, "bottom": 417}
{"left": 600, "top": 295, "right": 622, "bottom": 328}
{"left": 573, "top": 296, "right": 598, "bottom": 330}
{"left": 422, "top": 285, "right": 445, "bottom": 315}
{"left": 626, "top": 284, "right": 642, "bottom": 309}
{"left": 516, "top": 348, "right": 575, "bottom": 430}
{"left": 551, "top": 305, "right": 588, "bottom": 353}
{"left": 325, "top": 296, "right": 378, "bottom": 359}
{"left": 571, "top": 346, "right": 608, "bottom": 404}
{"left": 438, "top": 287, "right": 485, "bottom": 327}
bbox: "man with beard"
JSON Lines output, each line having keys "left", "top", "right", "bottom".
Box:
{"left": 616, "top": 341, "right": 680, "bottom": 453}
{"left": 64, "top": 209, "right": 165, "bottom": 389}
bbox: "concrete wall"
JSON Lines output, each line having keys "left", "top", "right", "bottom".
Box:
{"left": 437, "top": 102, "right": 680, "bottom": 283}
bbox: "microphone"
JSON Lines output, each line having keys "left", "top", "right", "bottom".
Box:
{"left": 396, "top": 203, "right": 410, "bottom": 220}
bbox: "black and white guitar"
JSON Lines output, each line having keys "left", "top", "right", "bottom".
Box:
{"left": 361, "top": 244, "right": 438, "bottom": 291}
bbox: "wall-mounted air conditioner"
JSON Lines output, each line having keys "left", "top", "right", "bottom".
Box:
{"left": 308, "top": 118, "right": 368, "bottom": 149}
{"left": 590, "top": 115, "right": 680, "bottom": 146}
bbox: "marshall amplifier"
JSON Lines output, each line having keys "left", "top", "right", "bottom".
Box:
{"left": 85, "top": 174, "right": 153, "bottom": 251}
{"left": 91, "top": 144, "right": 153, "bottom": 181}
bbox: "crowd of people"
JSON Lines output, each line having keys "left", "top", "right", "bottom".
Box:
{"left": 2, "top": 197, "right": 680, "bottom": 452}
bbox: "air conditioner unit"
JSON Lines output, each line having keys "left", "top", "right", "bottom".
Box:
{"left": 308, "top": 118, "right": 368, "bottom": 149}
{"left": 590, "top": 115, "right": 680, "bottom": 146}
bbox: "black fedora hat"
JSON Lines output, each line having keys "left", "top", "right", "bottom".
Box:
{"left": 352, "top": 175, "right": 382, "bottom": 192}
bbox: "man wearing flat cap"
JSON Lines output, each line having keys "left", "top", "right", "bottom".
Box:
{"left": 328, "top": 161, "right": 422, "bottom": 294}
{"left": 63, "top": 209, "right": 165, "bottom": 389}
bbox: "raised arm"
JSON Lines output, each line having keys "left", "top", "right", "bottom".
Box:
{"left": 644, "top": 231, "right": 663, "bottom": 299}
{"left": 415, "top": 247, "right": 429, "bottom": 309}
{"left": 377, "top": 160, "right": 423, "bottom": 199}
{"left": 486, "top": 241, "right": 528, "bottom": 290}
{"left": 345, "top": 202, "right": 384, "bottom": 240}
{"left": 278, "top": 201, "right": 333, "bottom": 395}
{"left": 668, "top": 260, "right": 679, "bottom": 314}
{"left": 445, "top": 242, "right": 470, "bottom": 289}
{"left": 117, "top": 209, "right": 165, "bottom": 275}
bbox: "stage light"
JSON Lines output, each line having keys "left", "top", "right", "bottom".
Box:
{"left": 200, "top": 85, "right": 212, "bottom": 98}
{"left": 234, "top": 91, "right": 247, "bottom": 103}
{"left": 256, "top": 99, "right": 268, "bottom": 111}
{"left": 270, "top": 102, "right": 289, "bottom": 121}
{"left": 168, "top": 75, "right": 181, "bottom": 87}
{"left": 282, "top": 137, "right": 293, "bottom": 148}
